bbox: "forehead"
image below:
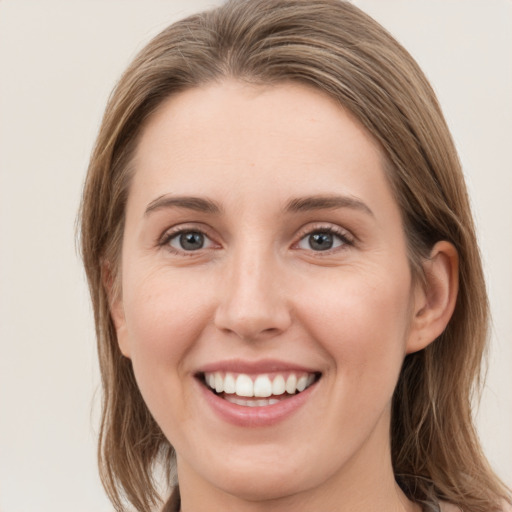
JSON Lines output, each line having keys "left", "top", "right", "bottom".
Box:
{"left": 129, "top": 80, "right": 394, "bottom": 218}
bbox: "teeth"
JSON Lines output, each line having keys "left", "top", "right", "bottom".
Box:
{"left": 253, "top": 375, "right": 272, "bottom": 397}
{"left": 296, "top": 375, "right": 308, "bottom": 392}
{"left": 204, "top": 371, "right": 317, "bottom": 398}
{"left": 285, "top": 374, "right": 297, "bottom": 394}
{"left": 235, "top": 374, "right": 253, "bottom": 397}
{"left": 215, "top": 373, "right": 224, "bottom": 393}
{"left": 224, "top": 373, "right": 236, "bottom": 394}
{"left": 224, "top": 396, "right": 281, "bottom": 407}
{"left": 272, "top": 375, "right": 286, "bottom": 396}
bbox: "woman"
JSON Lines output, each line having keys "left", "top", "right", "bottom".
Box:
{"left": 79, "top": 1, "right": 511, "bottom": 511}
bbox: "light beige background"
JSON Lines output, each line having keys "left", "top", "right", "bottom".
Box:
{"left": 0, "top": 1, "right": 510, "bottom": 511}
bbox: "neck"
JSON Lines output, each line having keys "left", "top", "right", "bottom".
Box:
{"left": 177, "top": 475, "right": 417, "bottom": 512}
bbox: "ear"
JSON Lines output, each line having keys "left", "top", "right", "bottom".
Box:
{"left": 406, "top": 241, "right": 459, "bottom": 354}
{"left": 102, "top": 261, "right": 131, "bottom": 359}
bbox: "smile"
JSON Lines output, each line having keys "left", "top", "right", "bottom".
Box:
{"left": 201, "top": 372, "right": 319, "bottom": 407}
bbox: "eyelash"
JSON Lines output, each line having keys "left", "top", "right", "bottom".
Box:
{"left": 293, "top": 224, "right": 354, "bottom": 254}
{"left": 158, "top": 226, "right": 218, "bottom": 256}
{"left": 158, "top": 224, "right": 354, "bottom": 255}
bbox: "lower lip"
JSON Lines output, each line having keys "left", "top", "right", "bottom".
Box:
{"left": 197, "top": 379, "right": 318, "bottom": 427}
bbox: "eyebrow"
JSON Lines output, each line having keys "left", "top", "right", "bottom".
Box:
{"left": 144, "top": 193, "right": 373, "bottom": 217}
{"left": 144, "top": 195, "right": 222, "bottom": 216}
{"left": 285, "top": 195, "right": 374, "bottom": 216}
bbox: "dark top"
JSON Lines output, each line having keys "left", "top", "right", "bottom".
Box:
{"left": 161, "top": 487, "right": 443, "bottom": 512}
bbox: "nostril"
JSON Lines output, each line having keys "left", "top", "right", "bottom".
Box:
{"left": 214, "top": 306, "right": 292, "bottom": 341}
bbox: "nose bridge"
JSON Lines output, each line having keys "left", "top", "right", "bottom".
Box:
{"left": 214, "top": 239, "right": 291, "bottom": 340}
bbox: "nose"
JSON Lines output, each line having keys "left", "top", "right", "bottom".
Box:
{"left": 214, "top": 247, "right": 292, "bottom": 341}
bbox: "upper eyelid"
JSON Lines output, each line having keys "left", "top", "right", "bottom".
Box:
{"left": 294, "top": 222, "right": 354, "bottom": 241}
{"left": 158, "top": 223, "right": 215, "bottom": 245}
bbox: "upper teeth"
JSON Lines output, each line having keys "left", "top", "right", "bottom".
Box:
{"left": 204, "top": 372, "right": 316, "bottom": 398}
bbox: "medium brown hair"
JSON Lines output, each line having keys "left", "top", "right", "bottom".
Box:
{"left": 80, "top": 1, "right": 511, "bottom": 510}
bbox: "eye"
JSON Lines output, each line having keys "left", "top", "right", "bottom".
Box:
{"left": 166, "top": 230, "right": 215, "bottom": 252}
{"left": 297, "top": 229, "right": 350, "bottom": 252}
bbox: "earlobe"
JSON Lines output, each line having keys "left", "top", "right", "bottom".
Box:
{"left": 102, "top": 261, "right": 131, "bottom": 359}
{"left": 406, "top": 241, "right": 459, "bottom": 354}
{"left": 110, "top": 297, "right": 131, "bottom": 359}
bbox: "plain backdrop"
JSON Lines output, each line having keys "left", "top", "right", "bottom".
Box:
{"left": 0, "top": 1, "right": 510, "bottom": 511}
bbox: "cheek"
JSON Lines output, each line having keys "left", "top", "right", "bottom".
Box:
{"left": 298, "top": 266, "right": 412, "bottom": 388}
{"left": 120, "top": 268, "right": 213, "bottom": 417}
{"left": 122, "top": 263, "right": 212, "bottom": 356}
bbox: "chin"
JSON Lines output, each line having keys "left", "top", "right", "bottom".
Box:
{"left": 209, "top": 467, "right": 310, "bottom": 502}
{"left": 180, "top": 444, "right": 334, "bottom": 504}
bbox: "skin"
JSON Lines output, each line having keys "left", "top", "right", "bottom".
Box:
{"left": 111, "top": 80, "right": 458, "bottom": 512}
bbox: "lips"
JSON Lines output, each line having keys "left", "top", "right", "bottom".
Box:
{"left": 196, "top": 361, "right": 321, "bottom": 423}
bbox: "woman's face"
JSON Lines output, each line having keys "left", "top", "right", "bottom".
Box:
{"left": 113, "top": 81, "right": 425, "bottom": 504}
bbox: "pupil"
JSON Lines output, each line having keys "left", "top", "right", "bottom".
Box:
{"left": 309, "top": 232, "right": 333, "bottom": 251}
{"left": 180, "top": 232, "right": 204, "bottom": 250}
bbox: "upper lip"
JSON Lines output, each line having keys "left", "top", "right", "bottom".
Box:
{"left": 196, "top": 358, "right": 320, "bottom": 375}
